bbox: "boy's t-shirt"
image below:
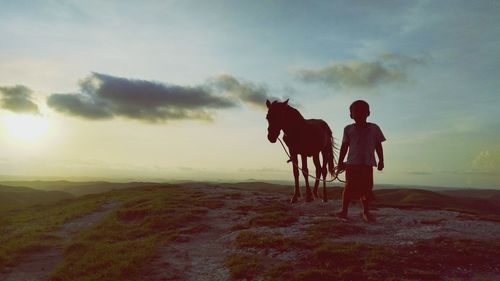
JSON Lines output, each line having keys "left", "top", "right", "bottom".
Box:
{"left": 342, "top": 122, "right": 386, "bottom": 166}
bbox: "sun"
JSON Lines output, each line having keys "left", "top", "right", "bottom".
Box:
{"left": 3, "top": 113, "right": 49, "bottom": 142}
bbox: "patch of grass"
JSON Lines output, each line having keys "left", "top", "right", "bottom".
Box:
{"left": 195, "top": 198, "right": 225, "bottom": 209}
{"left": 0, "top": 194, "right": 105, "bottom": 270}
{"left": 293, "top": 269, "right": 338, "bottom": 281}
{"left": 253, "top": 202, "right": 289, "bottom": 213}
{"left": 47, "top": 185, "right": 224, "bottom": 281}
{"left": 264, "top": 237, "right": 500, "bottom": 281}
{"left": 234, "top": 231, "right": 319, "bottom": 252}
{"left": 298, "top": 242, "right": 398, "bottom": 280}
{"left": 234, "top": 231, "right": 288, "bottom": 250}
{"left": 406, "top": 236, "right": 500, "bottom": 273}
{"left": 49, "top": 236, "right": 158, "bottom": 281}
{"left": 180, "top": 224, "right": 211, "bottom": 234}
{"left": 225, "top": 253, "right": 262, "bottom": 280}
{"left": 216, "top": 192, "right": 243, "bottom": 200}
{"left": 256, "top": 241, "right": 399, "bottom": 281}
{"left": 231, "top": 201, "right": 298, "bottom": 230}
{"left": 263, "top": 262, "right": 296, "bottom": 281}
{"left": 232, "top": 205, "right": 254, "bottom": 215}
{"left": 305, "top": 219, "right": 365, "bottom": 239}
{"left": 230, "top": 223, "right": 249, "bottom": 231}
{"left": 249, "top": 212, "right": 298, "bottom": 228}
{"left": 420, "top": 218, "right": 446, "bottom": 225}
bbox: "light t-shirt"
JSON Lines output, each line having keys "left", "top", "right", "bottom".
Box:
{"left": 342, "top": 122, "right": 386, "bottom": 166}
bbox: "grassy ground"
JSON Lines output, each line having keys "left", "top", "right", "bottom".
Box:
{"left": 3, "top": 182, "right": 500, "bottom": 280}
{"left": 0, "top": 194, "right": 105, "bottom": 271}
{"left": 229, "top": 233, "right": 500, "bottom": 281}
{"left": 47, "top": 185, "right": 224, "bottom": 281}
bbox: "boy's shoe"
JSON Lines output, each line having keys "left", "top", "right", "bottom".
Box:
{"left": 362, "top": 212, "right": 376, "bottom": 223}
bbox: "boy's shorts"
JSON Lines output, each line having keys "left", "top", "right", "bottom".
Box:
{"left": 344, "top": 164, "right": 374, "bottom": 202}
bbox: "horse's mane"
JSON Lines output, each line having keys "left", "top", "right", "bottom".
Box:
{"left": 284, "top": 104, "right": 305, "bottom": 122}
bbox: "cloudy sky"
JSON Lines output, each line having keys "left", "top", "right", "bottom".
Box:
{"left": 0, "top": 0, "right": 499, "bottom": 188}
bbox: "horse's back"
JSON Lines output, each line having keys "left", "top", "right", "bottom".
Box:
{"left": 305, "top": 119, "right": 332, "bottom": 136}
{"left": 283, "top": 118, "right": 332, "bottom": 156}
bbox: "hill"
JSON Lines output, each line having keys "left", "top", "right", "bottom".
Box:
{"left": 0, "top": 185, "right": 73, "bottom": 212}
{"left": 0, "top": 180, "right": 162, "bottom": 196}
{"left": 373, "top": 188, "right": 500, "bottom": 217}
{"left": 438, "top": 188, "right": 500, "bottom": 202}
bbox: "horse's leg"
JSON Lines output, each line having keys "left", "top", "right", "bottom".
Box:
{"left": 321, "top": 151, "right": 328, "bottom": 202}
{"left": 301, "top": 155, "right": 313, "bottom": 202}
{"left": 312, "top": 154, "right": 321, "bottom": 199}
{"left": 290, "top": 153, "right": 300, "bottom": 203}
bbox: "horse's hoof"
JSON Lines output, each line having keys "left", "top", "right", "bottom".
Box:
{"left": 313, "top": 191, "right": 319, "bottom": 198}
{"left": 306, "top": 195, "right": 314, "bottom": 202}
{"left": 290, "top": 197, "right": 299, "bottom": 204}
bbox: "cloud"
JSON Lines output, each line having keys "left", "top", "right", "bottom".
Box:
{"left": 47, "top": 72, "right": 236, "bottom": 122}
{"left": 295, "top": 53, "right": 426, "bottom": 89}
{"left": 47, "top": 73, "right": 280, "bottom": 122}
{"left": 0, "top": 85, "right": 39, "bottom": 114}
{"left": 472, "top": 150, "right": 500, "bottom": 173}
{"left": 207, "top": 74, "right": 277, "bottom": 110}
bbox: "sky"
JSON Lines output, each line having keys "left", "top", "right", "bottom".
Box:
{"left": 0, "top": 0, "right": 499, "bottom": 188}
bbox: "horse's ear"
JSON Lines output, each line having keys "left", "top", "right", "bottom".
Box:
{"left": 284, "top": 98, "right": 289, "bottom": 105}
{"left": 266, "top": 99, "right": 271, "bottom": 108}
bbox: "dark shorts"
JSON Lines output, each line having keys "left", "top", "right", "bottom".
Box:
{"left": 344, "top": 164, "right": 374, "bottom": 201}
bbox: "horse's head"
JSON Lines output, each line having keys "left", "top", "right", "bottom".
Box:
{"left": 265, "top": 99, "right": 289, "bottom": 143}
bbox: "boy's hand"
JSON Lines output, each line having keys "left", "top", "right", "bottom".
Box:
{"left": 337, "top": 162, "right": 346, "bottom": 172}
{"left": 377, "top": 161, "right": 384, "bottom": 171}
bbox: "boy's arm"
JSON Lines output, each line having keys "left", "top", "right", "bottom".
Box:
{"left": 337, "top": 142, "right": 349, "bottom": 171}
{"left": 375, "top": 142, "right": 384, "bottom": 171}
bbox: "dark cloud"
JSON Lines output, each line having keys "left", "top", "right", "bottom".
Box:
{"left": 208, "top": 74, "right": 277, "bottom": 110}
{"left": 0, "top": 85, "right": 39, "bottom": 114}
{"left": 47, "top": 73, "right": 236, "bottom": 123}
{"left": 296, "top": 53, "right": 426, "bottom": 89}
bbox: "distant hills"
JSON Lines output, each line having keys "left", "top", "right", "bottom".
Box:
{"left": 0, "top": 185, "right": 73, "bottom": 212}
{"left": 1, "top": 180, "right": 500, "bottom": 218}
{"left": 0, "top": 180, "right": 162, "bottom": 196}
{"left": 374, "top": 188, "right": 500, "bottom": 216}
{"left": 213, "top": 181, "right": 500, "bottom": 218}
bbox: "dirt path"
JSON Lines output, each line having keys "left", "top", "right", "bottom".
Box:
{"left": 0, "top": 201, "right": 120, "bottom": 281}
{"left": 144, "top": 184, "right": 500, "bottom": 281}
{"left": 143, "top": 187, "right": 251, "bottom": 281}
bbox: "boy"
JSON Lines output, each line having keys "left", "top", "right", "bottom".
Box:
{"left": 337, "top": 100, "right": 385, "bottom": 222}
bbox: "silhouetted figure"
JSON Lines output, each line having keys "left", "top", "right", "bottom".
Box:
{"left": 337, "top": 100, "right": 385, "bottom": 222}
{"left": 266, "top": 99, "right": 336, "bottom": 203}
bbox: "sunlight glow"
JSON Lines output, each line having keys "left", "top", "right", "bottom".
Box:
{"left": 3, "top": 113, "right": 49, "bottom": 142}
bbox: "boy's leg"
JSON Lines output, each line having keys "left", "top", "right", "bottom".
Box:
{"left": 361, "top": 198, "right": 370, "bottom": 214}
{"left": 337, "top": 166, "right": 352, "bottom": 218}
{"left": 361, "top": 198, "right": 374, "bottom": 222}
{"left": 337, "top": 188, "right": 349, "bottom": 218}
{"left": 361, "top": 166, "right": 375, "bottom": 222}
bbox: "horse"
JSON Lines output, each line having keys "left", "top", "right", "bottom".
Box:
{"left": 266, "top": 99, "right": 336, "bottom": 203}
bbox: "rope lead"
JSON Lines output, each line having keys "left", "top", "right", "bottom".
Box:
{"left": 277, "top": 138, "right": 345, "bottom": 183}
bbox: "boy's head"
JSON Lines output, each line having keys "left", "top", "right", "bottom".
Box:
{"left": 349, "top": 100, "right": 370, "bottom": 123}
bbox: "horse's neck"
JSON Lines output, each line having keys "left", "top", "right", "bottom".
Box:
{"left": 282, "top": 107, "right": 306, "bottom": 137}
